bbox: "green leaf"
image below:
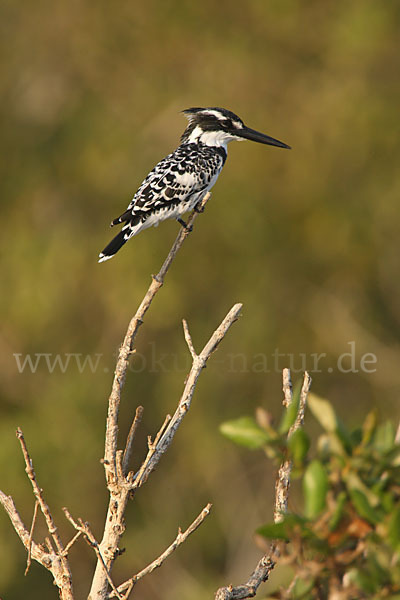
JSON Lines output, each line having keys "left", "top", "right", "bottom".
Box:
{"left": 350, "top": 427, "right": 362, "bottom": 447}
{"left": 386, "top": 445, "right": 400, "bottom": 466}
{"left": 219, "top": 416, "right": 269, "bottom": 449}
{"left": 388, "top": 506, "right": 400, "bottom": 550}
{"left": 345, "top": 568, "right": 377, "bottom": 594}
{"left": 278, "top": 380, "right": 301, "bottom": 434}
{"left": 257, "top": 514, "right": 307, "bottom": 541}
{"left": 329, "top": 491, "right": 347, "bottom": 531}
{"left": 308, "top": 393, "right": 338, "bottom": 432}
{"left": 317, "top": 432, "right": 346, "bottom": 459}
{"left": 361, "top": 410, "right": 378, "bottom": 446}
{"left": 290, "top": 576, "right": 315, "bottom": 599}
{"left": 288, "top": 429, "right": 310, "bottom": 464}
{"left": 345, "top": 472, "right": 381, "bottom": 507}
{"left": 367, "top": 552, "right": 392, "bottom": 586}
{"left": 303, "top": 460, "right": 328, "bottom": 518}
{"left": 308, "top": 394, "right": 352, "bottom": 452}
{"left": 373, "top": 421, "right": 395, "bottom": 453}
{"left": 349, "top": 489, "right": 379, "bottom": 525}
{"left": 256, "top": 521, "right": 289, "bottom": 540}
{"left": 380, "top": 491, "right": 395, "bottom": 514}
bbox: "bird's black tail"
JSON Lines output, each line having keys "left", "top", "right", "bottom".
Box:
{"left": 98, "top": 230, "right": 128, "bottom": 263}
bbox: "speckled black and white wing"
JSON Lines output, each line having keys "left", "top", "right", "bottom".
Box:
{"left": 98, "top": 143, "right": 226, "bottom": 262}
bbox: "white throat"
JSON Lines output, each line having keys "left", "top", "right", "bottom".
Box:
{"left": 186, "top": 126, "right": 240, "bottom": 148}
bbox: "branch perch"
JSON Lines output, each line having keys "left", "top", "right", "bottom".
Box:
{"left": 89, "top": 190, "right": 243, "bottom": 600}
{"left": 104, "top": 191, "right": 211, "bottom": 489}
{"left": 214, "top": 369, "right": 312, "bottom": 600}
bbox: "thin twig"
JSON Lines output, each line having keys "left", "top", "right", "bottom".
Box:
{"left": 133, "top": 414, "right": 171, "bottom": 485}
{"left": 0, "top": 433, "right": 75, "bottom": 600}
{"left": 15, "top": 428, "right": 74, "bottom": 598}
{"left": 293, "top": 371, "right": 311, "bottom": 432}
{"left": 0, "top": 491, "right": 51, "bottom": 569}
{"left": 16, "top": 428, "right": 65, "bottom": 555}
{"left": 62, "top": 531, "right": 83, "bottom": 557}
{"left": 214, "top": 370, "right": 312, "bottom": 600}
{"left": 132, "top": 304, "right": 243, "bottom": 489}
{"left": 122, "top": 406, "right": 144, "bottom": 476}
{"left": 283, "top": 573, "right": 300, "bottom": 598}
{"left": 182, "top": 319, "right": 197, "bottom": 359}
{"left": 275, "top": 371, "right": 311, "bottom": 521}
{"left": 63, "top": 508, "right": 123, "bottom": 600}
{"left": 25, "top": 499, "right": 39, "bottom": 576}
{"left": 112, "top": 504, "right": 212, "bottom": 599}
{"left": 282, "top": 368, "right": 293, "bottom": 408}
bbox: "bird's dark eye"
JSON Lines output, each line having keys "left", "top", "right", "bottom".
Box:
{"left": 223, "top": 119, "right": 233, "bottom": 129}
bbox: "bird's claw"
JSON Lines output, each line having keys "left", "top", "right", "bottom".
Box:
{"left": 177, "top": 218, "right": 193, "bottom": 233}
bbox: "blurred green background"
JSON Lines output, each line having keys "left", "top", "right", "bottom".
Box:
{"left": 1, "top": 0, "right": 400, "bottom": 598}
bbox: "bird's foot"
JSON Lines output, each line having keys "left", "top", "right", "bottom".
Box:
{"left": 177, "top": 218, "right": 193, "bottom": 233}
{"left": 194, "top": 202, "right": 205, "bottom": 213}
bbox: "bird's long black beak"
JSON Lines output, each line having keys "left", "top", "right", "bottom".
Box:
{"left": 239, "top": 126, "right": 291, "bottom": 149}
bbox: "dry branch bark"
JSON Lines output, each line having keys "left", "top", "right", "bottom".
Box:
{"left": 89, "top": 302, "right": 242, "bottom": 600}
{"left": 0, "top": 430, "right": 75, "bottom": 600}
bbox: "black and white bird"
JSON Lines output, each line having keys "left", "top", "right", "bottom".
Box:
{"left": 98, "top": 107, "right": 290, "bottom": 262}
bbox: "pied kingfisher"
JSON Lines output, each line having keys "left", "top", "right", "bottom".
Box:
{"left": 98, "top": 107, "right": 290, "bottom": 262}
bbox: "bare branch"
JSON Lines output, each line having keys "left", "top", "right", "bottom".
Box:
{"left": 132, "top": 303, "right": 243, "bottom": 489}
{"left": 0, "top": 491, "right": 51, "bottom": 569}
{"left": 90, "top": 303, "right": 241, "bottom": 600}
{"left": 282, "top": 367, "right": 293, "bottom": 408}
{"left": 17, "top": 428, "right": 65, "bottom": 555}
{"left": 182, "top": 318, "right": 197, "bottom": 359}
{"left": 275, "top": 370, "right": 311, "bottom": 522}
{"left": 104, "top": 191, "right": 211, "bottom": 489}
{"left": 14, "top": 428, "right": 75, "bottom": 598}
{"left": 122, "top": 406, "right": 144, "bottom": 476}
{"left": 113, "top": 504, "right": 212, "bottom": 599}
{"left": 91, "top": 234, "right": 240, "bottom": 600}
{"left": 25, "top": 499, "right": 39, "bottom": 576}
{"left": 63, "top": 508, "right": 123, "bottom": 600}
{"left": 293, "top": 370, "right": 311, "bottom": 432}
{"left": 0, "top": 487, "right": 74, "bottom": 599}
{"left": 133, "top": 413, "right": 171, "bottom": 486}
{"left": 214, "top": 370, "right": 312, "bottom": 600}
{"left": 62, "top": 531, "right": 83, "bottom": 557}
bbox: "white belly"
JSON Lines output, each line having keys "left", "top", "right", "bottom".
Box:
{"left": 126, "top": 189, "right": 208, "bottom": 238}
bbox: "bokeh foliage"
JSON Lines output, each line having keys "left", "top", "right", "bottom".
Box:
{"left": 1, "top": 1, "right": 400, "bottom": 598}
{"left": 222, "top": 393, "right": 400, "bottom": 598}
